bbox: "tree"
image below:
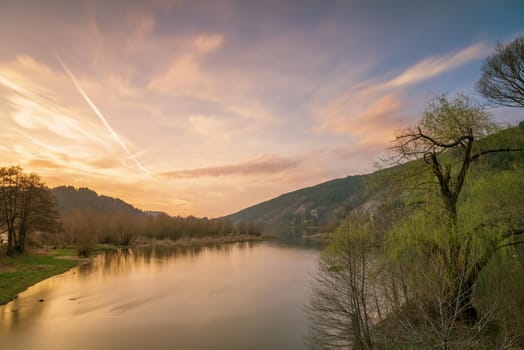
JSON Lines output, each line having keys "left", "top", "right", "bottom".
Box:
{"left": 308, "top": 214, "right": 391, "bottom": 350}
{"left": 0, "top": 166, "right": 58, "bottom": 256}
{"left": 477, "top": 36, "right": 524, "bottom": 108}
{"left": 391, "top": 94, "right": 523, "bottom": 322}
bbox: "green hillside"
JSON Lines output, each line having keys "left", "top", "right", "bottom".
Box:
{"left": 226, "top": 176, "right": 366, "bottom": 234}
{"left": 225, "top": 122, "right": 524, "bottom": 236}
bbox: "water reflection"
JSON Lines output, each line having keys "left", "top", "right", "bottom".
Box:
{"left": 79, "top": 242, "right": 259, "bottom": 279}
{"left": 0, "top": 242, "right": 318, "bottom": 350}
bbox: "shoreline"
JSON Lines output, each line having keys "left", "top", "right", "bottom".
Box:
{"left": 302, "top": 232, "right": 332, "bottom": 242}
{"left": 133, "top": 234, "right": 270, "bottom": 248}
{"left": 0, "top": 234, "right": 271, "bottom": 306}
{"left": 0, "top": 248, "right": 91, "bottom": 306}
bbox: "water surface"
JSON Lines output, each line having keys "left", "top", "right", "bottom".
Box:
{"left": 0, "top": 242, "right": 319, "bottom": 350}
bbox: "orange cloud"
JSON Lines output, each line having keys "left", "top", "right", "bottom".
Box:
{"left": 147, "top": 54, "right": 210, "bottom": 97}
{"left": 315, "top": 41, "right": 489, "bottom": 147}
{"left": 26, "top": 159, "right": 62, "bottom": 169}
{"left": 193, "top": 33, "right": 225, "bottom": 54}
{"left": 158, "top": 156, "right": 301, "bottom": 179}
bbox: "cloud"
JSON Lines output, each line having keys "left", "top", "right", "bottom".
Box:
{"left": 193, "top": 33, "right": 225, "bottom": 54}
{"left": 315, "top": 42, "right": 490, "bottom": 146}
{"left": 147, "top": 54, "right": 210, "bottom": 97}
{"left": 146, "top": 33, "right": 227, "bottom": 103}
{"left": 134, "top": 14, "right": 155, "bottom": 38}
{"left": 0, "top": 55, "right": 149, "bottom": 182}
{"left": 318, "top": 93, "right": 404, "bottom": 138}
{"left": 158, "top": 155, "right": 301, "bottom": 179}
{"left": 88, "top": 158, "right": 124, "bottom": 169}
{"left": 57, "top": 56, "right": 149, "bottom": 174}
{"left": 26, "top": 159, "right": 63, "bottom": 169}
{"left": 385, "top": 42, "right": 490, "bottom": 88}
{"left": 127, "top": 13, "right": 156, "bottom": 51}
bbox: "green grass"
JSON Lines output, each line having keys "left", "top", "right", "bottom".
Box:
{"left": 0, "top": 245, "right": 117, "bottom": 305}
{"left": 0, "top": 252, "right": 77, "bottom": 305}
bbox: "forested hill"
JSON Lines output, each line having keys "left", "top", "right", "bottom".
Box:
{"left": 225, "top": 175, "right": 366, "bottom": 234}
{"left": 51, "top": 186, "right": 143, "bottom": 216}
{"left": 225, "top": 123, "right": 524, "bottom": 235}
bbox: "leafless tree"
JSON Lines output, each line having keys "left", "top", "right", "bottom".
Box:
{"left": 477, "top": 36, "right": 524, "bottom": 108}
{"left": 383, "top": 250, "right": 517, "bottom": 350}
{"left": 307, "top": 216, "right": 393, "bottom": 350}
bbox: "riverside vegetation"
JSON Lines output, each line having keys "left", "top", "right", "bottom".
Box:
{"left": 0, "top": 171, "right": 263, "bottom": 305}
{"left": 308, "top": 36, "right": 524, "bottom": 350}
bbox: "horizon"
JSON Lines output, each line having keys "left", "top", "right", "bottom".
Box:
{"left": 1, "top": 0, "right": 524, "bottom": 216}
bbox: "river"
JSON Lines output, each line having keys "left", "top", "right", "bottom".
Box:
{"left": 0, "top": 241, "right": 319, "bottom": 350}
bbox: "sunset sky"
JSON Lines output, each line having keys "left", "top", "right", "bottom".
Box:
{"left": 1, "top": 0, "right": 523, "bottom": 217}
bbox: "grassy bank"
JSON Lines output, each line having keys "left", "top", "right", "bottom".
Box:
{"left": 0, "top": 246, "right": 112, "bottom": 306}
{"left": 133, "top": 234, "right": 270, "bottom": 248}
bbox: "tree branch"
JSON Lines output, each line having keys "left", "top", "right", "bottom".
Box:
{"left": 470, "top": 148, "right": 523, "bottom": 162}
{"left": 417, "top": 127, "right": 472, "bottom": 148}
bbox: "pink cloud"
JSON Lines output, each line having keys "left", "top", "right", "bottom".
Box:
{"left": 385, "top": 42, "right": 490, "bottom": 88}
{"left": 314, "top": 41, "right": 489, "bottom": 147}
{"left": 158, "top": 156, "right": 301, "bottom": 179}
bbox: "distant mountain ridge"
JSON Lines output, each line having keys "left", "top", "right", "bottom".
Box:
{"left": 51, "top": 186, "right": 143, "bottom": 216}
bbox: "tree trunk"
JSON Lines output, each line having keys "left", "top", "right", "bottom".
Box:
{"left": 15, "top": 234, "right": 25, "bottom": 253}
{"left": 15, "top": 219, "right": 27, "bottom": 253}
{"left": 444, "top": 195, "right": 458, "bottom": 224}
{"left": 6, "top": 227, "right": 14, "bottom": 256}
{"left": 458, "top": 293, "right": 478, "bottom": 323}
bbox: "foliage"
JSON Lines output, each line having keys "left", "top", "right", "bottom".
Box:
{"left": 380, "top": 169, "right": 524, "bottom": 348}
{"left": 309, "top": 96, "right": 524, "bottom": 348}
{"left": 226, "top": 176, "right": 365, "bottom": 235}
{"left": 388, "top": 94, "right": 523, "bottom": 324}
{"left": 477, "top": 35, "right": 524, "bottom": 108}
{"left": 0, "top": 166, "right": 59, "bottom": 256}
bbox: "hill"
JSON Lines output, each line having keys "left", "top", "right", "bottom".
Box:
{"left": 51, "top": 186, "right": 143, "bottom": 216}
{"left": 225, "top": 175, "right": 366, "bottom": 234}
{"left": 225, "top": 122, "right": 524, "bottom": 236}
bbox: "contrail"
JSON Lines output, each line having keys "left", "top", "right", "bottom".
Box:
{"left": 56, "top": 55, "right": 149, "bottom": 174}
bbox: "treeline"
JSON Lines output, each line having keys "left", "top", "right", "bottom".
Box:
{"left": 58, "top": 209, "right": 262, "bottom": 249}
{"left": 50, "top": 185, "right": 262, "bottom": 245}
{"left": 1, "top": 169, "right": 262, "bottom": 257}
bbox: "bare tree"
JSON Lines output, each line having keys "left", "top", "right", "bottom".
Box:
{"left": 477, "top": 36, "right": 524, "bottom": 108}
{"left": 307, "top": 216, "right": 391, "bottom": 350}
{"left": 383, "top": 247, "right": 514, "bottom": 350}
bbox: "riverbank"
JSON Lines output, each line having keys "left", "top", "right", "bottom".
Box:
{"left": 0, "top": 234, "right": 270, "bottom": 306}
{"left": 302, "top": 232, "right": 332, "bottom": 242}
{"left": 133, "top": 234, "right": 270, "bottom": 247}
{"left": 0, "top": 246, "right": 112, "bottom": 305}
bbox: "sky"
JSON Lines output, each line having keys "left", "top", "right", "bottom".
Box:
{"left": 0, "top": 0, "right": 523, "bottom": 217}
